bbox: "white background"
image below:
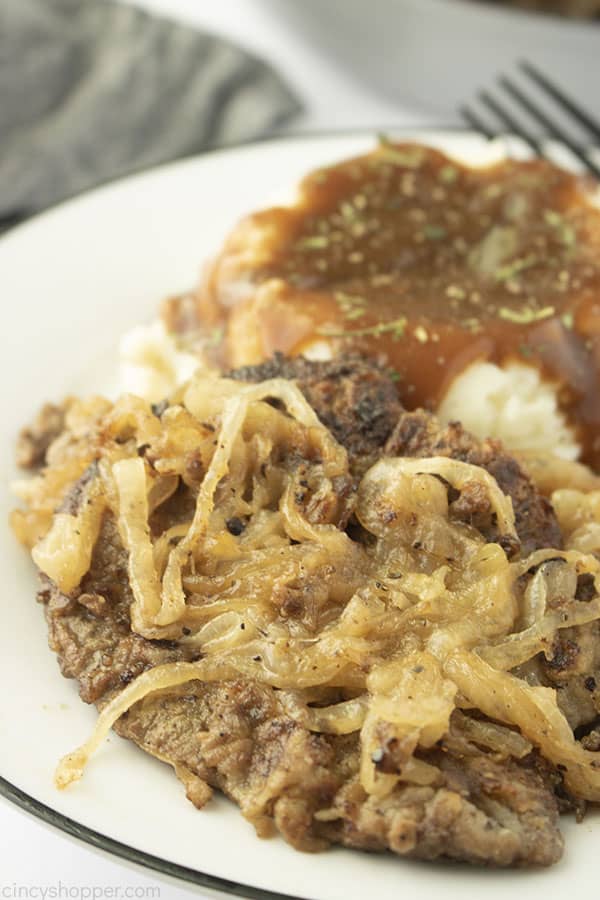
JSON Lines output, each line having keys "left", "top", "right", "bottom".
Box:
{"left": 0, "top": 2, "right": 429, "bottom": 899}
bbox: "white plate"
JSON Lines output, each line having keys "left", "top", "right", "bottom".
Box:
{"left": 1, "top": 131, "right": 598, "bottom": 899}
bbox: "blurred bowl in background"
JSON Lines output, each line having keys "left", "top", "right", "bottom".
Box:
{"left": 259, "top": 0, "right": 599, "bottom": 120}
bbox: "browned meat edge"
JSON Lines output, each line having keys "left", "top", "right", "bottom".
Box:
{"left": 23, "top": 356, "right": 575, "bottom": 865}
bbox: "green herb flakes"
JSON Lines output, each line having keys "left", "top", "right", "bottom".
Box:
{"left": 544, "top": 210, "right": 561, "bottom": 228}
{"left": 345, "top": 306, "right": 367, "bottom": 321}
{"left": 375, "top": 134, "right": 424, "bottom": 168}
{"left": 206, "top": 325, "right": 224, "bottom": 347}
{"left": 462, "top": 317, "right": 483, "bottom": 334}
{"left": 498, "top": 305, "right": 555, "bottom": 324}
{"left": 334, "top": 291, "right": 367, "bottom": 322}
{"left": 446, "top": 285, "right": 466, "bottom": 300}
{"left": 439, "top": 165, "right": 458, "bottom": 184}
{"left": 296, "top": 235, "right": 329, "bottom": 250}
{"left": 494, "top": 254, "right": 538, "bottom": 282}
{"left": 561, "top": 312, "right": 574, "bottom": 330}
{"left": 318, "top": 316, "right": 407, "bottom": 341}
{"left": 544, "top": 209, "right": 577, "bottom": 248}
{"left": 423, "top": 224, "right": 447, "bottom": 241}
{"left": 340, "top": 202, "right": 357, "bottom": 221}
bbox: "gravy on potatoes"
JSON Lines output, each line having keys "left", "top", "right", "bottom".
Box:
{"left": 190, "top": 143, "right": 600, "bottom": 467}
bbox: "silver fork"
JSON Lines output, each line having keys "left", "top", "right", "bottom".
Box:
{"left": 460, "top": 61, "right": 600, "bottom": 179}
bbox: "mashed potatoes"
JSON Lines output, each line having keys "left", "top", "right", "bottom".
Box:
{"left": 438, "top": 361, "right": 580, "bottom": 460}
{"left": 121, "top": 142, "right": 600, "bottom": 466}
{"left": 119, "top": 320, "right": 199, "bottom": 403}
{"left": 118, "top": 321, "right": 582, "bottom": 462}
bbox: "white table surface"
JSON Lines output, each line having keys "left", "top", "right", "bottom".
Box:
{"left": 0, "top": 2, "right": 433, "bottom": 898}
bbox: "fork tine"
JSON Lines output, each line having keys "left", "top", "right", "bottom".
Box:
{"left": 499, "top": 75, "right": 600, "bottom": 179}
{"left": 459, "top": 104, "right": 496, "bottom": 140}
{"left": 478, "top": 90, "right": 542, "bottom": 155}
{"left": 520, "top": 61, "right": 600, "bottom": 144}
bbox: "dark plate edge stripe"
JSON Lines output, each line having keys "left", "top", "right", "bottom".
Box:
{"left": 0, "top": 774, "right": 307, "bottom": 900}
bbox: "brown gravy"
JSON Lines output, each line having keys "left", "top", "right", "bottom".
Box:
{"left": 194, "top": 143, "right": 600, "bottom": 467}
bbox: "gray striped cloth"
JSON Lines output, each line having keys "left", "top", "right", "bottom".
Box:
{"left": 0, "top": 0, "right": 301, "bottom": 218}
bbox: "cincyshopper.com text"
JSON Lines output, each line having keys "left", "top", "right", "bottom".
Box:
{"left": 1, "top": 884, "right": 160, "bottom": 900}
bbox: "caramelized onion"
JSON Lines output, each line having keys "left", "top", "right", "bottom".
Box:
{"left": 12, "top": 370, "right": 600, "bottom": 804}
{"left": 32, "top": 479, "right": 105, "bottom": 594}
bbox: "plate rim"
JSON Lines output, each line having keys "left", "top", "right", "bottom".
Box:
{"left": 1, "top": 123, "right": 466, "bottom": 236}
{"left": 1, "top": 123, "right": 530, "bottom": 898}
{"left": 0, "top": 774, "right": 303, "bottom": 900}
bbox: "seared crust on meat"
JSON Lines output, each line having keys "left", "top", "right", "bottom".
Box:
{"left": 16, "top": 401, "right": 71, "bottom": 469}
{"left": 40, "top": 512, "right": 563, "bottom": 865}
{"left": 231, "top": 355, "right": 562, "bottom": 554}
{"left": 17, "top": 356, "right": 562, "bottom": 555}
{"left": 30, "top": 355, "right": 576, "bottom": 866}
{"left": 41, "top": 516, "right": 196, "bottom": 704}
{"left": 321, "top": 749, "right": 563, "bottom": 866}
{"left": 229, "top": 353, "right": 402, "bottom": 475}
{"left": 115, "top": 678, "right": 563, "bottom": 866}
{"left": 385, "top": 411, "right": 563, "bottom": 555}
